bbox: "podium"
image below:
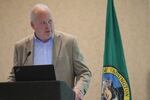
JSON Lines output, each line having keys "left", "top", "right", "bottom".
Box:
{"left": 0, "top": 81, "right": 74, "bottom": 100}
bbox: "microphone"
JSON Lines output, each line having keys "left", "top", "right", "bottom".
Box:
{"left": 23, "top": 51, "right": 31, "bottom": 65}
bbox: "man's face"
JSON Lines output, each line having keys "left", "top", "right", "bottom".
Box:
{"left": 31, "top": 11, "right": 54, "bottom": 41}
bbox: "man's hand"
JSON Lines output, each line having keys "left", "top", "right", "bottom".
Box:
{"left": 73, "top": 88, "right": 84, "bottom": 100}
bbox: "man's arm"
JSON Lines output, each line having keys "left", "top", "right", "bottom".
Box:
{"left": 8, "top": 44, "right": 18, "bottom": 82}
{"left": 72, "top": 38, "right": 92, "bottom": 99}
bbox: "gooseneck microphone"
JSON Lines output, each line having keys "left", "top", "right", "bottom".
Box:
{"left": 23, "top": 51, "right": 31, "bottom": 65}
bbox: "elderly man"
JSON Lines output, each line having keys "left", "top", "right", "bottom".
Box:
{"left": 8, "top": 4, "right": 91, "bottom": 100}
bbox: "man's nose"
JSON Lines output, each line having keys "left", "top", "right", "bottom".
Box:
{"left": 44, "top": 22, "right": 51, "bottom": 28}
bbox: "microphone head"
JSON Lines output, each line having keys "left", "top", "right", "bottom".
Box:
{"left": 23, "top": 51, "right": 31, "bottom": 65}
{"left": 27, "top": 51, "right": 31, "bottom": 56}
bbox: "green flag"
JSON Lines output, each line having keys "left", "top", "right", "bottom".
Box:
{"left": 101, "top": 0, "right": 132, "bottom": 100}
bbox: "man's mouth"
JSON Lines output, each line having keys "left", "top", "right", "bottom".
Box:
{"left": 45, "top": 30, "right": 50, "bottom": 33}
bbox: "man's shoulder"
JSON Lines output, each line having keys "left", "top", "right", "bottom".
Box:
{"left": 55, "top": 31, "right": 77, "bottom": 41}
{"left": 15, "top": 34, "right": 34, "bottom": 47}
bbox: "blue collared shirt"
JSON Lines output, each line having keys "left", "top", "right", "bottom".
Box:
{"left": 33, "top": 34, "right": 53, "bottom": 65}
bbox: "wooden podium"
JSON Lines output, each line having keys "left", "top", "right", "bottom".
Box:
{"left": 0, "top": 81, "right": 74, "bottom": 100}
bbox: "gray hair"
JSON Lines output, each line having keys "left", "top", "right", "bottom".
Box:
{"left": 30, "top": 3, "right": 51, "bottom": 22}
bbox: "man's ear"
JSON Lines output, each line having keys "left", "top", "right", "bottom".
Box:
{"left": 31, "top": 22, "right": 35, "bottom": 30}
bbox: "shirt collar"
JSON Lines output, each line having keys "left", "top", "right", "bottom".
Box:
{"left": 34, "top": 32, "right": 54, "bottom": 43}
